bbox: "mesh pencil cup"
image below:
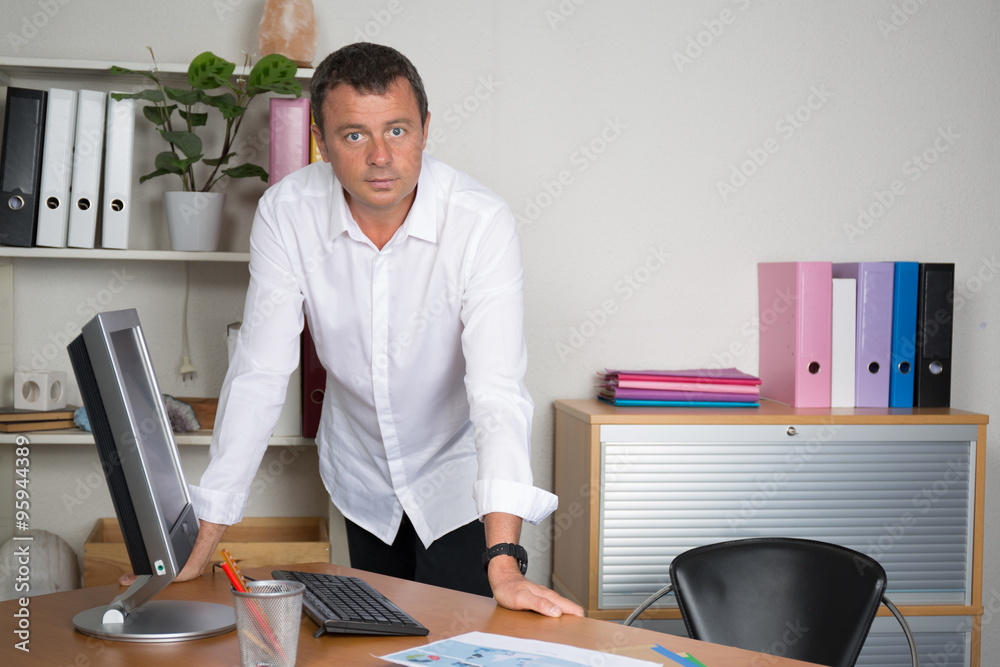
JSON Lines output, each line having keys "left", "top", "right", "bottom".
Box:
{"left": 231, "top": 579, "right": 305, "bottom": 667}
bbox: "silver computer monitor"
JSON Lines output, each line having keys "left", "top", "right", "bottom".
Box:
{"left": 67, "top": 308, "right": 234, "bottom": 642}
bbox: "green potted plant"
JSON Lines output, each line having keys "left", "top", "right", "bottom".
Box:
{"left": 112, "top": 49, "right": 301, "bottom": 251}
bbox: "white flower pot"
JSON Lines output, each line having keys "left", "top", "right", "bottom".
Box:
{"left": 163, "top": 191, "right": 226, "bottom": 251}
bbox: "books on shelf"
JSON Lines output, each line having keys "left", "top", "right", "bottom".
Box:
{"left": 0, "top": 405, "right": 78, "bottom": 432}
{"left": 0, "top": 419, "right": 76, "bottom": 433}
{"left": 598, "top": 369, "right": 761, "bottom": 407}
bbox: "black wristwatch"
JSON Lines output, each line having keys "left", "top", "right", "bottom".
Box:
{"left": 482, "top": 543, "right": 528, "bottom": 575}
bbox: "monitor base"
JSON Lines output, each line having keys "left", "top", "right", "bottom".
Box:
{"left": 74, "top": 600, "right": 235, "bottom": 642}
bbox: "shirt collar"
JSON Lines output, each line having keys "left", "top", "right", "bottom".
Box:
{"left": 329, "top": 155, "right": 439, "bottom": 247}
{"left": 399, "top": 155, "right": 438, "bottom": 244}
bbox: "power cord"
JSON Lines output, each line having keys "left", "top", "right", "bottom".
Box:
{"left": 180, "top": 262, "right": 196, "bottom": 382}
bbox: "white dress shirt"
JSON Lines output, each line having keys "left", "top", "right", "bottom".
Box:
{"left": 189, "top": 155, "right": 557, "bottom": 547}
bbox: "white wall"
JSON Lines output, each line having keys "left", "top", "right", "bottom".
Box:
{"left": 1, "top": 0, "right": 998, "bottom": 655}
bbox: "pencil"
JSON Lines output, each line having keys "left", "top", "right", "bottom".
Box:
{"left": 221, "top": 548, "right": 248, "bottom": 589}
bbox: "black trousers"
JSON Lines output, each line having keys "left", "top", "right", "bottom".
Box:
{"left": 344, "top": 514, "right": 491, "bottom": 597}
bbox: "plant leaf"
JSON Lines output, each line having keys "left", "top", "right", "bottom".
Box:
{"left": 154, "top": 151, "right": 203, "bottom": 175}
{"left": 179, "top": 109, "right": 208, "bottom": 127}
{"left": 159, "top": 131, "right": 203, "bottom": 159}
{"left": 188, "top": 51, "right": 236, "bottom": 90}
{"left": 247, "top": 53, "right": 301, "bottom": 97}
{"left": 143, "top": 104, "right": 176, "bottom": 126}
{"left": 111, "top": 88, "right": 165, "bottom": 103}
{"left": 203, "top": 93, "right": 245, "bottom": 119}
{"left": 203, "top": 152, "right": 236, "bottom": 166}
{"left": 111, "top": 65, "right": 160, "bottom": 82}
{"left": 138, "top": 168, "right": 176, "bottom": 184}
{"left": 164, "top": 86, "right": 204, "bottom": 106}
{"left": 153, "top": 151, "right": 187, "bottom": 174}
{"left": 222, "top": 163, "right": 268, "bottom": 182}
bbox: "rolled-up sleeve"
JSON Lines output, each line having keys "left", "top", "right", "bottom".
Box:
{"left": 460, "top": 204, "right": 558, "bottom": 524}
{"left": 189, "top": 199, "right": 304, "bottom": 525}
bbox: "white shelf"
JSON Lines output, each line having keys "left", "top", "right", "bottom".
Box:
{"left": 0, "top": 55, "right": 314, "bottom": 87}
{"left": 0, "top": 247, "right": 250, "bottom": 262}
{"left": 0, "top": 428, "right": 314, "bottom": 447}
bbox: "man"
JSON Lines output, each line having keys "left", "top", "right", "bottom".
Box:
{"left": 176, "top": 42, "right": 582, "bottom": 618}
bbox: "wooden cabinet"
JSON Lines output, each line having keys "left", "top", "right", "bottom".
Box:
{"left": 553, "top": 398, "right": 988, "bottom": 667}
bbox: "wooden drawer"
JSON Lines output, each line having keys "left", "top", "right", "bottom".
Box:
{"left": 83, "top": 516, "right": 330, "bottom": 587}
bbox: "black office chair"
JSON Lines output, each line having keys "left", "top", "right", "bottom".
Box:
{"left": 623, "top": 537, "right": 919, "bottom": 667}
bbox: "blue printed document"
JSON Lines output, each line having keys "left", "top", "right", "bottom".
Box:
{"left": 379, "top": 631, "right": 658, "bottom": 666}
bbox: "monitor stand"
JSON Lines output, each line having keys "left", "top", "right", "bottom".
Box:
{"left": 74, "top": 601, "right": 235, "bottom": 642}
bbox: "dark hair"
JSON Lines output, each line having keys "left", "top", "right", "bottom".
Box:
{"left": 310, "top": 42, "right": 428, "bottom": 135}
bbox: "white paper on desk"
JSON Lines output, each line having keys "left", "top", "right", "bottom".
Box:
{"left": 378, "top": 631, "right": 659, "bottom": 666}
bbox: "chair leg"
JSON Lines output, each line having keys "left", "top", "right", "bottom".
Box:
{"left": 882, "top": 595, "right": 920, "bottom": 667}
{"left": 624, "top": 583, "right": 673, "bottom": 627}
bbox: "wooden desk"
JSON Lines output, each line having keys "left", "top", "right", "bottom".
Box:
{"left": 0, "top": 562, "right": 821, "bottom": 666}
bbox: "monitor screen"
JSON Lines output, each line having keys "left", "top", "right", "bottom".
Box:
{"left": 109, "top": 327, "right": 187, "bottom": 535}
{"left": 68, "top": 308, "right": 234, "bottom": 642}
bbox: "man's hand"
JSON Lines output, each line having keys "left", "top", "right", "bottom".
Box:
{"left": 118, "top": 520, "right": 228, "bottom": 586}
{"left": 487, "top": 556, "right": 584, "bottom": 617}
{"left": 483, "top": 512, "right": 584, "bottom": 617}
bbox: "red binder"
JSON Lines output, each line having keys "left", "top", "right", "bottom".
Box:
{"left": 301, "top": 319, "right": 326, "bottom": 439}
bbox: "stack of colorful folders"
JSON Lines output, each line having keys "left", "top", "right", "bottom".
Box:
{"left": 598, "top": 369, "right": 762, "bottom": 407}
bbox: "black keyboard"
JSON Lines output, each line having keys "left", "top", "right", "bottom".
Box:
{"left": 272, "top": 569, "right": 429, "bottom": 638}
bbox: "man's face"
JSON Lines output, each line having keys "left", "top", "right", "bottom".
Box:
{"left": 312, "top": 77, "right": 429, "bottom": 226}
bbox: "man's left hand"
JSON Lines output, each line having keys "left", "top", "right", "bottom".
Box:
{"left": 487, "top": 557, "right": 584, "bottom": 617}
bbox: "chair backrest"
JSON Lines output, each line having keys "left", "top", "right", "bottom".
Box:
{"left": 669, "top": 537, "right": 887, "bottom": 667}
